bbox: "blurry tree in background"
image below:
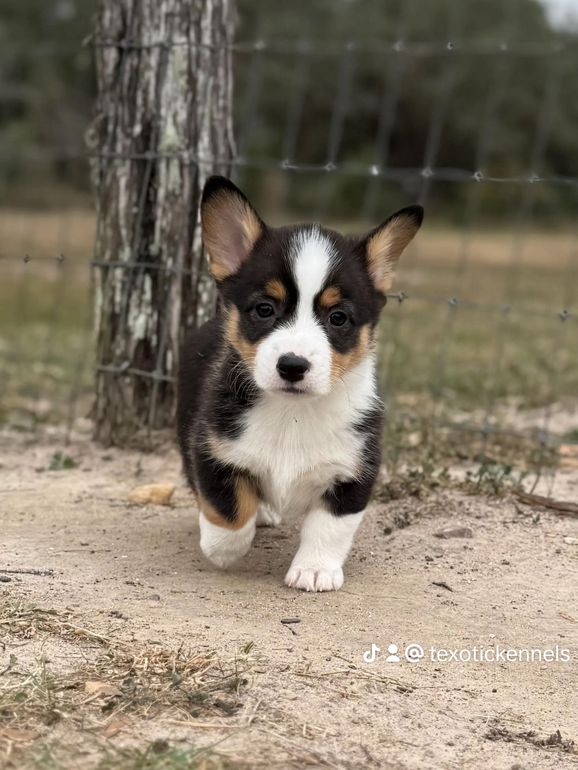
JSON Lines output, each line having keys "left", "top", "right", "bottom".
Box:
{"left": 90, "top": 0, "right": 234, "bottom": 444}
{"left": 0, "top": 0, "right": 95, "bottom": 205}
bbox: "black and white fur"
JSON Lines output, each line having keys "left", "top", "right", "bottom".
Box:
{"left": 178, "top": 176, "right": 423, "bottom": 592}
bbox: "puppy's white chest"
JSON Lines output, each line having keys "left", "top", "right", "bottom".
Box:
{"left": 212, "top": 359, "right": 378, "bottom": 518}
{"left": 246, "top": 402, "right": 360, "bottom": 516}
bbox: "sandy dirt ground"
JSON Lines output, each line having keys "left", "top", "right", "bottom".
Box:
{"left": 1, "top": 431, "right": 577, "bottom": 769}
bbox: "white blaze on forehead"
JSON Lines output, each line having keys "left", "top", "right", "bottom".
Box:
{"left": 291, "top": 228, "right": 338, "bottom": 318}
{"left": 252, "top": 227, "right": 338, "bottom": 395}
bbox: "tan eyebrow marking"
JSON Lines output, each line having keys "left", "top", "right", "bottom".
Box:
{"left": 319, "top": 286, "right": 342, "bottom": 309}
{"left": 265, "top": 279, "right": 287, "bottom": 303}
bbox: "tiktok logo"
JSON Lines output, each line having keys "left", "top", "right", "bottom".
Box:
{"left": 363, "top": 643, "right": 381, "bottom": 663}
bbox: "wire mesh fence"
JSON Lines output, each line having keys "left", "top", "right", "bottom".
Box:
{"left": 1, "top": 0, "right": 577, "bottom": 487}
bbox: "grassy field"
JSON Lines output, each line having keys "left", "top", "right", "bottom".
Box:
{"left": 0, "top": 208, "right": 576, "bottom": 465}
{"left": 0, "top": 209, "right": 94, "bottom": 431}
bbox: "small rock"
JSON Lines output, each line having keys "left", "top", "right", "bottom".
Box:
{"left": 0, "top": 575, "right": 12, "bottom": 583}
{"left": 434, "top": 526, "right": 473, "bottom": 539}
{"left": 564, "top": 536, "right": 578, "bottom": 545}
{"left": 128, "top": 483, "right": 175, "bottom": 506}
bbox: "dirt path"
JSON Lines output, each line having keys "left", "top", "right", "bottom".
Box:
{"left": 1, "top": 433, "right": 577, "bottom": 769}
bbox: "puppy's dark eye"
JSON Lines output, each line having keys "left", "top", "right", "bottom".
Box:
{"left": 329, "top": 310, "right": 348, "bottom": 327}
{"left": 255, "top": 301, "right": 275, "bottom": 319}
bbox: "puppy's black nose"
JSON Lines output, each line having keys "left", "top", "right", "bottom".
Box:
{"left": 277, "top": 353, "right": 310, "bottom": 383}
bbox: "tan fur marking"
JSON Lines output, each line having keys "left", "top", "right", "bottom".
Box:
{"left": 202, "top": 191, "right": 262, "bottom": 281}
{"left": 197, "top": 477, "right": 259, "bottom": 531}
{"left": 319, "top": 286, "right": 342, "bottom": 309}
{"left": 225, "top": 306, "right": 257, "bottom": 368}
{"left": 367, "top": 215, "right": 420, "bottom": 293}
{"left": 234, "top": 475, "right": 260, "bottom": 526}
{"left": 330, "top": 325, "right": 371, "bottom": 384}
{"left": 198, "top": 494, "right": 227, "bottom": 527}
{"left": 206, "top": 430, "right": 230, "bottom": 462}
{"left": 265, "top": 278, "right": 287, "bottom": 303}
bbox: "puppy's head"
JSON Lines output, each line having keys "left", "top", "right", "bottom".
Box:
{"left": 201, "top": 176, "right": 423, "bottom": 396}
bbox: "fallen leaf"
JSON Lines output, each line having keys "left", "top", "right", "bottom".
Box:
{"left": 559, "top": 445, "right": 578, "bottom": 470}
{"left": 434, "top": 526, "right": 473, "bottom": 539}
{"left": 128, "top": 483, "right": 175, "bottom": 506}
{"left": 102, "top": 716, "right": 129, "bottom": 738}
{"left": 1, "top": 728, "right": 37, "bottom": 743}
{"left": 84, "top": 681, "right": 121, "bottom": 697}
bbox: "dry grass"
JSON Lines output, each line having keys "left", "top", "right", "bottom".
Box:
{"left": 0, "top": 595, "right": 252, "bottom": 770}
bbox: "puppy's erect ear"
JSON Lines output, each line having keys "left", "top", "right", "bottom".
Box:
{"left": 363, "top": 205, "right": 423, "bottom": 294}
{"left": 201, "top": 176, "right": 265, "bottom": 281}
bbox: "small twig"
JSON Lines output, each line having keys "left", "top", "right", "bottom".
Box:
{"left": 432, "top": 580, "right": 453, "bottom": 592}
{"left": 244, "top": 698, "right": 262, "bottom": 727}
{"left": 0, "top": 568, "right": 54, "bottom": 576}
{"left": 514, "top": 490, "right": 578, "bottom": 517}
{"left": 164, "top": 719, "right": 234, "bottom": 729}
{"left": 258, "top": 725, "right": 341, "bottom": 769}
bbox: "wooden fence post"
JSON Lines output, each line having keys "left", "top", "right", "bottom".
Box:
{"left": 90, "top": 0, "right": 235, "bottom": 444}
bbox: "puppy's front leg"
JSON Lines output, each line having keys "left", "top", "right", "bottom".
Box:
{"left": 285, "top": 474, "right": 376, "bottom": 592}
{"left": 197, "top": 455, "right": 260, "bottom": 568}
{"left": 284, "top": 509, "right": 364, "bottom": 592}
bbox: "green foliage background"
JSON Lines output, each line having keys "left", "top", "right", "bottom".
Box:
{"left": 1, "top": 0, "right": 578, "bottom": 221}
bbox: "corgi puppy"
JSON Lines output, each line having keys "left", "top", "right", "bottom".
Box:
{"left": 178, "top": 176, "right": 423, "bottom": 592}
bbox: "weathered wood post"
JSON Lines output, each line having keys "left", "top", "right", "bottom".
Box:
{"left": 90, "top": 0, "right": 235, "bottom": 445}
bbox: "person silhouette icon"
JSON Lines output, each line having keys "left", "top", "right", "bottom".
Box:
{"left": 386, "top": 643, "right": 400, "bottom": 663}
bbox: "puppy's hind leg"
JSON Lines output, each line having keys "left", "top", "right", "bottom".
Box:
{"left": 256, "top": 505, "right": 281, "bottom": 528}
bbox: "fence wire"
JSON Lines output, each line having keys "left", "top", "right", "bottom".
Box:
{"left": 1, "top": 0, "right": 577, "bottom": 489}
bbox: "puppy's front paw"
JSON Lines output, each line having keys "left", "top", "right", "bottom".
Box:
{"left": 284, "top": 564, "right": 344, "bottom": 592}
{"left": 199, "top": 512, "right": 255, "bottom": 569}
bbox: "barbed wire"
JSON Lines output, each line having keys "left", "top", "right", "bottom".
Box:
{"left": 1, "top": 254, "right": 576, "bottom": 322}
{"left": 1, "top": 36, "right": 576, "bottom": 57}
{"left": 3, "top": 150, "right": 578, "bottom": 190}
